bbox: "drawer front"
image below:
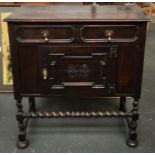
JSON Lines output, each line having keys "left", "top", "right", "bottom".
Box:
{"left": 39, "top": 46, "right": 117, "bottom": 96}
{"left": 80, "top": 25, "right": 138, "bottom": 43}
{"left": 16, "top": 24, "right": 139, "bottom": 44}
{"left": 16, "top": 25, "right": 75, "bottom": 43}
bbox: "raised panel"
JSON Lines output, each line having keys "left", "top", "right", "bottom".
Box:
{"left": 16, "top": 25, "right": 75, "bottom": 43}
{"left": 18, "top": 46, "right": 41, "bottom": 93}
{"left": 80, "top": 25, "right": 139, "bottom": 43}
{"left": 38, "top": 46, "right": 116, "bottom": 96}
{"left": 116, "top": 45, "right": 138, "bottom": 94}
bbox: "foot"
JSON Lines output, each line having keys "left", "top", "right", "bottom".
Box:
{"left": 16, "top": 139, "right": 29, "bottom": 149}
{"left": 127, "top": 138, "right": 138, "bottom": 147}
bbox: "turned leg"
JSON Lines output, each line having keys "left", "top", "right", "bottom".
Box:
{"left": 16, "top": 96, "right": 29, "bottom": 149}
{"left": 127, "top": 98, "right": 139, "bottom": 147}
{"left": 29, "top": 97, "right": 36, "bottom": 112}
{"left": 120, "top": 97, "right": 126, "bottom": 111}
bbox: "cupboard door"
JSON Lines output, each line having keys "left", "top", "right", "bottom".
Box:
{"left": 39, "top": 46, "right": 117, "bottom": 96}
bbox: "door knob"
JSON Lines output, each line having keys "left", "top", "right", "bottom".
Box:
{"left": 42, "top": 68, "right": 48, "bottom": 80}
{"left": 42, "top": 32, "right": 49, "bottom": 43}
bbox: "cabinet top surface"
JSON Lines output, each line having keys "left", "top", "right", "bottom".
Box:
{"left": 5, "top": 4, "right": 149, "bottom": 22}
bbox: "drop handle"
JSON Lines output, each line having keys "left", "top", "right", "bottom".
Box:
{"left": 42, "top": 32, "right": 49, "bottom": 43}
{"left": 105, "top": 30, "right": 114, "bottom": 42}
{"left": 42, "top": 68, "right": 48, "bottom": 80}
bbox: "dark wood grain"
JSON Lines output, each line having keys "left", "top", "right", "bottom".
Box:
{"left": 6, "top": 5, "right": 148, "bottom": 148}
{"left": 5, "top": 5, "right": 149, "bottom": 22}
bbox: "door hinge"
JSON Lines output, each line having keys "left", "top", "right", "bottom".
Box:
{"left": 109, "top": 46, "right": 118, "bottom": 58}
{"left": 108, "top": 83, "right": 116, "bottom": 94}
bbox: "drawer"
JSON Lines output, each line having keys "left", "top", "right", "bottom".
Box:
{"left": 16, "top": 25, "right": 76, "bottom": 43}
{"left": 80, "top": 25, "right": 139, "bottom": 43}
{"left": 16, "top": 24, "right": 139, "bottom": 44}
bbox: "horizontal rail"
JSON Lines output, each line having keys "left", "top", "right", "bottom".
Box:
{"left": 24, "top": 111, "right": 132, "bottom": 118}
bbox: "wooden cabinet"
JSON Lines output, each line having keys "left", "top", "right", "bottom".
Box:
{"left": 6, "top": 5, "right": 149, "bottom": 149}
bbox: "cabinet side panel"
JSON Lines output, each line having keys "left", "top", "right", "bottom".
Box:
{"left": 116, "top": 45, "right": 138, "bottom": 94}
{"left": 8, "top": 23, "right": 20, "bottom": 97}
{"left": 135, "top": 22, "right": 147, "bottom": 99}
{"left": 18, "top": 46, "right": 41, "bottom": 94}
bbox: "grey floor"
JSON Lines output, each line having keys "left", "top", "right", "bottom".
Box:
{"left": 0, "top": 23, "right": 155, "bottom": 153}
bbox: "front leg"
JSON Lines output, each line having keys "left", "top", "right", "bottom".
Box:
{"left": 127, "top": 98, "right": 139, "bottom": 147}
{"left": 29, "top": 97, "right": 36, "bottom": 112}
{"left": 16, "top": 96, "right": 29, "bottom": 149}
{"left": 119, "top": 96, "right": 126, "bottom": 111}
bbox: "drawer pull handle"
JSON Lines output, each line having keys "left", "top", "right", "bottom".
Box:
{"left": 105, "top": 30, "right": 113, "bottom": 42}
{"left": 107, "top": 33, "right": 112, "bottom": 42}
{"left": 42, "top": 68, "right": 48, "bottom": 80}
{"left": 42, "top": 32, "right": 49, "bottom": 43}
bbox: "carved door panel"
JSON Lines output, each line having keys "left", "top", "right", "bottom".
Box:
{"left": 39, "top": 46, "right": 117, "bottom": 96}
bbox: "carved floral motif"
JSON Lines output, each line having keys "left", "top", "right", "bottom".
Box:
{"left": 66, "top": 64, "right": 90, "bottom": 79}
